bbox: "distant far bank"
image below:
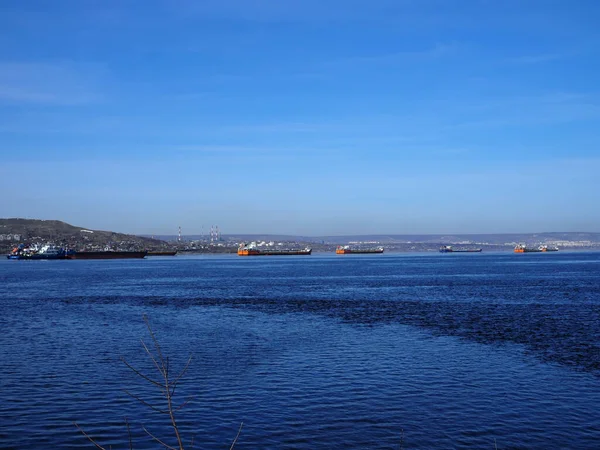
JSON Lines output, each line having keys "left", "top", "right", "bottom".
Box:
{"left": 149, "top": 231, "right": 600, "bottom": 244}
{"left": 150, "top": 231, "right": 600, "bottom": 251}
{"left": 2, "top": 218, "right": 600, "bottom": 254}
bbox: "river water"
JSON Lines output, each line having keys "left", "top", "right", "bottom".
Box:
{"left": 1, "top": 252, "right": 599, "bottom": 449}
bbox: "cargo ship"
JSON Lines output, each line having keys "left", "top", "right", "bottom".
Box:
{"left": 147, "top": 251, "right": 178, "bottom": 256}
{"left": 514, "top": 244, "right": 541, "bottom": 253}
{"left": 514, "top": 244, "right": 559, "bottom": 253}
{"left": 238, "top": 243, "right": 311, "bottom": 256}
{"left": 336, "top": 245, "right": 384, "bottom": 254}
{"left": 439, "top": 246, "right": 482, "bottom": 253}
{"left": 67, "top": 251, "right": 148, "bottom": 259}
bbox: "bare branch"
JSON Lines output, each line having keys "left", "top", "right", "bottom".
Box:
{"left": 175, "top": 396, "right": 195, "bottom": 411}
{"left": 169, "top": 355, "right": 193, "bottom": 398}
{"left": 125, "top": 417, "right": 133, "bottom": 450}
{"left": 143, "top": 426, "right": 178, "bottom": 450}
{"left": 164, "top": 372, "right": 185, "bottom": 448}
{"left": 230, "top": 422, "right": 244, "bottom": 450}
{"left": 121, "top": 356, "right": 163, "bottom": 387}
{"left": 123, "top": 389, "right": 169, "bottom": 415}
{"left": 143, "top": 315, "right": 166, "bottom": 368}
{"left": 141, "top": 315, "right": 186, "bottom": 449}
{"left": 74, "top": 422, "right": 108, "bottom": 450}
{"left": 79, "top": 315, "right": 208, "bottom": 450}
{"left": 170, "top": 355, "right": 193, "bottom": 388}
{"left": 140, "top": 338, "right": 164, "bottom": 376}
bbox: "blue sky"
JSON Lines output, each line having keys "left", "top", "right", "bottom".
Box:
{"left": 1, "top": 0, "right": 599, "bottom": 235}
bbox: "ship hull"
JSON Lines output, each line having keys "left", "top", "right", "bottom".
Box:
{"left": 68, "top": 251, "right": 147, "bottom": 259}
{"left": 336, "top": 249, "right": 384, "bottom": 254}
{"left": 147, "top": 251, "right": 178, "bottom": 256}
{"left": 440, "top": 249, "right": 482, "bottom": 253}
{"left": 7, "top": 253, "right": 68, "bottom": 260}
{"left": 238, "top": 249, "right": 312, "bottom": 256}
{"left": 25, "top": 254, "right": 68, "bottom": 260}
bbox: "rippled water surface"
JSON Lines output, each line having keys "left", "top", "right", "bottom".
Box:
{"left": 1, "top": 252, "right": 600, "bottom": 449}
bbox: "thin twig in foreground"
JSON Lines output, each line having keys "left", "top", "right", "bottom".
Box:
{"left": 123, "top": 389, "right": 169, "bottom": 415}
{"left": 74, "top": 422, "right": 108, "bottom": 450}
{"left": 143, "top": 426, "right": 178, "bottom": 450}
{"left": 125, "top": 417, "right": 133, "bottom": 450}
{"left": 230, "top": 422, "right": 244, "bottom": 450}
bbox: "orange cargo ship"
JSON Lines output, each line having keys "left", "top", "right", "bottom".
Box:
{"left": 514, "top": 244, "right": 558, "bottom": 253}
{"left": 336, "top": 246, "right": 384, "bottom": 254}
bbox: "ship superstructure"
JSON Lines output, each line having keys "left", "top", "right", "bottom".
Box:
{"left": 7, "top": 244, "right": 68, "bottom": 260}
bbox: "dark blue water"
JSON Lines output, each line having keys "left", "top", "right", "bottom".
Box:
{"left": 1, "top": 252, "right": 599, "bottom": 449}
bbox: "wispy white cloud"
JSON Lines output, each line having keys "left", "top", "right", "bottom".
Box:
{"left": 0, "top": 61, "right": 106, "bottom": 105}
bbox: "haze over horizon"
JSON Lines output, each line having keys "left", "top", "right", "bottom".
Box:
{"left": 1, "top": 1, "right": 599, "bottom": 235}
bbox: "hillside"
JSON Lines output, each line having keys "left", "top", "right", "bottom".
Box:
{"left": 0, "top": 218, "right": 169, "bottom": 252}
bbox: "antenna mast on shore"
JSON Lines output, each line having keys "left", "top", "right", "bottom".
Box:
{"left": 178, "top": 226, "right": 182, "bottom": 242}
{"left": 209, "top": 225, "right": 220, "bottom": 242}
